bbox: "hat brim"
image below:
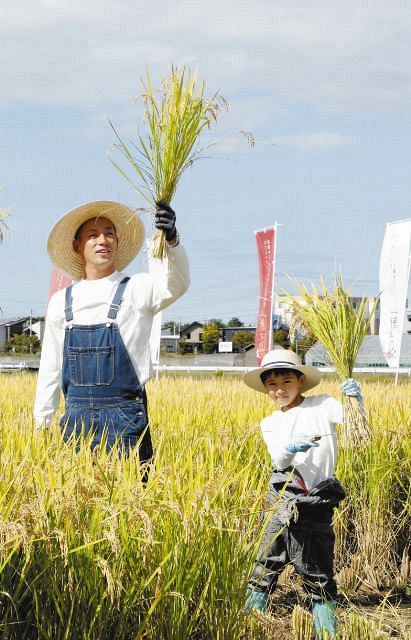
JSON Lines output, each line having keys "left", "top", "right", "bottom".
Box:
{"left": 47, "top": 201, "right": 145, "bottom": 280}
{"left": 243, "top": 362, "right": 321, "bottom": 394}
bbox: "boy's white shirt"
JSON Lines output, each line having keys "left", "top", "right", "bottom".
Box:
{"left": 260, "top": 394, "right": 343, "bottom": 491}
{"left": 34, "top": 244, "right": 189, "bottom": 427}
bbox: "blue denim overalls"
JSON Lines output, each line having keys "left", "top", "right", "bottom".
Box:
{"left": 59, "top": 276, "right": 153, "bottom": 461}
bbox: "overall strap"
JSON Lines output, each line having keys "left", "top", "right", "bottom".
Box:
{"left": 64, "top": 285, "right": 74, "bottom": 322}
{"left": 107, "top": 277, "right": 130, "bottom": 320}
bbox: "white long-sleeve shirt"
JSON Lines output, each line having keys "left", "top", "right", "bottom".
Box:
{"left": 260, "top": 394, "right": 343, "bottom": 490}
{"left": 34, "top": 244, "right": 189, "bottom": 427}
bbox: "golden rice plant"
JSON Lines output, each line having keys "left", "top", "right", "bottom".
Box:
{"left": 284, "top": 275, "right": 378, "bottom": 447}
{"left": 329, "top": 377, "right": 410, "bottom": 589}
{"left": 110, "top": 66, "right": 227, "bottom": 259}
{"left": 341, "top": 611, "right": 390, "bottom": 639}
{"left": 291, "top": 604, "right": 313, "bottom": 639}
{"left": 0, "top": 374, "right": 268, "bottom": 639}
{"left": 396, "top": 545, "right": 410, "bottom": 589}
{"left": 0, "top": 374, "right": 409, "bottom": 638}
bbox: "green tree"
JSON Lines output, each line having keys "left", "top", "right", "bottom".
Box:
{"left": 287, "top": 303, "right": 318, "bottom": 363}
{"left": 202, "top": 322, "right": 221, "bottom": 353}
{"left": 273, "top": 329, "right": 290, "bottom": 349}
{"left": 293, "top": 333, "right": 318, "bottom": 363}
{"left": 4, "top": 333, "right": 41, "bottom": 354}
{"left": 208, "top": 318, "right": 225, "bottom": 329}
{"left": 232, "top": 330, "right": 254, "bottom": 349}
{"left": 162, "top": 320, "right": 182, "bottom": 334}
{"left": 178, "top": 338, "right": 188, "bottom": 355}
{"left": 227, "top": 317, "right": 244, "bottom": 328}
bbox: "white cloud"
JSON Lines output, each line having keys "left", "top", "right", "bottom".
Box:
{"left": 1, "top": 0, "right": 411, "bottom": 118}
{"left": 273, "top": 132, "right": 351, "bottom": 150}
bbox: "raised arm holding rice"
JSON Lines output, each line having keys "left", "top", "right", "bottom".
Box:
{"left": 35, "top": 66, "right": 223, "bottom": 466}
{"left": 34, "top": 200, "right": 189, "bottom": 463}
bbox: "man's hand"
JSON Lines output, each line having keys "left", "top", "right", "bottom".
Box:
{"left": 285, "top": 440, "right": 320, "bottom": 453}
{"left": 155, "top": 200, "right": 176, "bottom": 241}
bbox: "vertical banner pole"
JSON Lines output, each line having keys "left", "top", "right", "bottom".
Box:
{"left": 270, "top": 222, "right": 279, "bottom": 351}
{"left": 395, "top": 249, "right": 411, "bottom": 384}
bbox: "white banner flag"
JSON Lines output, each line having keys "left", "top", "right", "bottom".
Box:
{"left": 379, "top": 219, "right": 411, "bottom": 369}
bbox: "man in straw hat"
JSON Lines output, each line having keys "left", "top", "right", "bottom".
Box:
{"left": 34, "top": 200, "right": 189, "bottom": 464}
{"left": 243, "top": 348, "right": 362, "bottom": 639}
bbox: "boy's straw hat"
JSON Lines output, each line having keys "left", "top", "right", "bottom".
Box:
{"left": 47, "top": 201, "right": 145, "bottom": 280}
{"left": 243, "top": 348, "right": 321, "bottom": 394}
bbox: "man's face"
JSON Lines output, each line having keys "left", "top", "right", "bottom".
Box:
{"left": 73, "top": 217, "right": 118, "bottom": 271}
{"left": 263, "top": 370, "right": 306, "bottom": 410}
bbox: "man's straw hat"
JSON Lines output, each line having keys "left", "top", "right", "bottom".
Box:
{"left": 243, "top": 348, "right": 321, "bottom": 394}
{"left": 47, "top": 201, "right": 145, "bottom": 280}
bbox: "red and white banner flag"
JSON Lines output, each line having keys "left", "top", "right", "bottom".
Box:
{"left": 255, "top": 226, "right": 276, "bottom": 365}
{"left": 48, "top": 265, "right": 72, "bottom": 304}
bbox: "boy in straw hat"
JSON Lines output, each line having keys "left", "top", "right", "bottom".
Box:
{"left": 243, "top": 348, "right": 362, "bottom": 639}
{"left": 34, "top": 200, "right": 189, "bottom": 464}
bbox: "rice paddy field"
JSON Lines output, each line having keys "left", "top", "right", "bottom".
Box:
{"left": 0, "top": 372, "right": 409, "bottom": 639}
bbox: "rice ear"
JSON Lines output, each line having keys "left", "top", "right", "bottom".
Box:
{"left": 283, "top": 274, "right": 378, "bottom": 446}
{"left": 110, "top": 66, "right": 227, "bottom": 259}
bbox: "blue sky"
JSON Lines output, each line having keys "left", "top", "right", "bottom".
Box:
{"left": 1, "top": 0, "right": 411, "bottom": 325}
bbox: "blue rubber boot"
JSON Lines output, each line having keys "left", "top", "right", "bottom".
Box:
{"left": 312, "top": 600, "right": 337, "bottom": 639}
{"left": 244, "top": 589, "right": 269, "bottom": 612}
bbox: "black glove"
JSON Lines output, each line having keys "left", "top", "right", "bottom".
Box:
{"left": 155, "top": 200, "right": 176, "bottom": 241}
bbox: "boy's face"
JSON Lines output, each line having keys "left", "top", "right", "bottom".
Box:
{"left": 263, "top": 370, "right": 306, "bottom": 411}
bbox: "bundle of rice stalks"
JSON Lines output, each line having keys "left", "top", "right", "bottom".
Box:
{"left": 284, "top": 275, "right": 378, "bottom": 447}
{"left": 291, "top": 604, "right": 313, "bottom": 640}
{"left": 342, "top": 611, "right": 390, "bottom": 639}
{"left": 110, "top": 66, "right": 227, "bottom": 259}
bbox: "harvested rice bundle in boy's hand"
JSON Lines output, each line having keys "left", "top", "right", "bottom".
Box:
{"left": 110, "top": 66, "right": 227, "bottom": 259}
{"left": 284, "top": 275, "right": 377, "bottom": 447}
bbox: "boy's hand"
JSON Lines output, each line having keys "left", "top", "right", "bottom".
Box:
{"left": 341, "top": 378, "right": 363, "bottom": 404}
{"left": 285, "top": 440, "right": 320, "bottom": 453}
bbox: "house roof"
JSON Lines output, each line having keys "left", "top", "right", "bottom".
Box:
{"left": 180, "top": 321, "right": 203, "bottom": 333}
{"left": 0, "top": 317, "right": 26, "bottom": 327}
{"left": 224, "top": 326, "right": 256, "bottom": 331}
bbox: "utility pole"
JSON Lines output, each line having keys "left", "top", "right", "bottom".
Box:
{"left": 29, "top": 308, "right": 34, "bottom": 354}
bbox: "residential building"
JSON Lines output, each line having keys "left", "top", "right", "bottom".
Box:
{"left": 274, "top": 294, "right": 381, "bottom": 336}
{"left": 179, "top": 321, "right": 203, "bottom": 353}
{"left": 404, "top": 308, "right": 411, "bottom": 335}
{"left": 0, "top": 318, "right": 27, "bottom": 350}
{"left": 349, "top": 297, "right": 380, "bottom": 335}
{"left": 221, "top": 326, "right": 255, "bottom": 342}
{"left": 22, "top": 319, "right": 46, "bottom": 340}
{"left": 220, "top": 326, "right": 256, "bottom": 353}
{"left": 305, "top": 335, "right": 411, "bottom": 368}
{"left": 160, "top": 331, "right": 180, "bottom": 353}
